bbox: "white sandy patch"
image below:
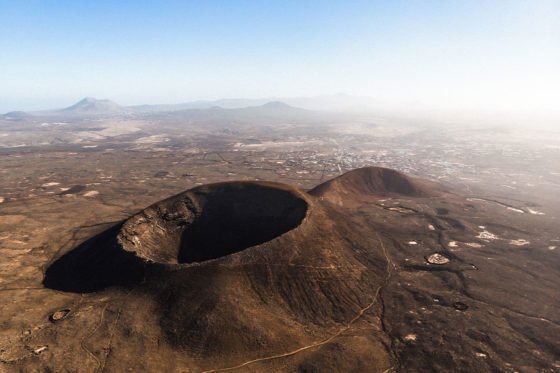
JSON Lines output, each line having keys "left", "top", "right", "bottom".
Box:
{"left": 389, "top": 207, "right": 413, "bottom": 213}
{"left": 407, "top": 241, "right": 418, "bottom": 245}
{"left": 234, "top": 140, "right": 321, "bottom": 149}
{"left": 82, "top": 145, "right": 98, "bottom": 148}
{"left": 0, "top": 197, "right": 4, "bottom": 203}
{"left": 475, "top": 352, "right": 487, "bottom": 358}
{"left": 96, "top": 121, "right": 142, "bottom": 136}
{"left": 5, "top": 239, "right": 27, "bottom": 245}
{"left": 59, "top": 187, "right": 70, "bottom": 192}
{"left": 478, "top": 225, "right": 486, "bottom": 229}
{"left": 466, "top": 242, "right": 483, "bottom": 248}
{"left": 549, "top": 246, "right": 557, "bottom": 250}
{"left": 1, "top": 247, "right": 33, "bottom": 255}
{"left": 403, "top": 334, "right": 417, "bottom": 342}
{"left": 41, "top": 182, "right": 60, "bottom": 187}
{"left": 506, "top": 206, "right": 525, "bottom": 213}
{"left": 477, "top": 230, "right": 499, "bottom": 241}
{"left": 428, "top": 224, "right": 435, "bottom": 231}
{"left": 33, "top": 346, "right": 48, "bottom": 355}
{"left": 83, "top": 191, "right": 99, "bottom": 197}
{"left": 135, "top": 135, "right": 170, "bottom": 144}
{"left": 509, "top": 239, "right": 530, "bottom": 246}
{"left": 448, "top": 241, "right": 458, "bottom": 248}
{"left": 527, "top": 208, "right": 545, "bottom": 215}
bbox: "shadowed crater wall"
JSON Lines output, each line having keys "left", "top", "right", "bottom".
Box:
{"left": 43, "top": 223, "right": 147, "bottom": 292}
{"left": 176, "top": 183, "right": 308, "bottom": 263}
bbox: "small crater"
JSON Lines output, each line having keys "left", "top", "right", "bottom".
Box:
{"left": 154, "top": 171, "right": 169, "bottom": 178}
{"left": 426, "top": 253, "right": 450, "bottom": 265}
{"left": 453, "top": 302, "right": 469, "bottom": 311}
{"left": 49, "top": 309, "right": 71, "bottom": 322}
{"left": 59, "top": 185, "right": 86, "bottom": 195}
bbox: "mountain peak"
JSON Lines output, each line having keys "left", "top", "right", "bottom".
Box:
{"left": 1, "top": 111, "right": 32, "bottom": 120}
{"left": 63, "top": 97, "right": 123, "bottom": 114}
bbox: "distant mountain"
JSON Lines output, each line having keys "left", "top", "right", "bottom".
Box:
{"left": 62, "top": 97, "right": 124, "bottom": 115}
{"left": 129, "top": 94, "right": 377, "bottom": 113}
{"left": 165, "top": 101, "right": 306, "bottom": 116}
{"left": 13, "top": 95, "right": 375, "bottom": 117}
{"left": 1, "top": 111, "right": 33, "bottom": 121}
{"left": 128, "top": 98, "right": 271, "bottom": 113}
{"left": 238, "top": 101, "right": 307, "bottom": 114}
{"left": 139, "top": 100, "right": 339, "bottom": 128}
{"left": 163, "top": 100, "right": 322, "bottom": 123}
{"left": 257, "top": 101, "right": 294, "bottom": 110}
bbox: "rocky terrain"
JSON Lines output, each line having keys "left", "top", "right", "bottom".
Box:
{"left": 1, "top": 167, "right": 558, "bottom": 372}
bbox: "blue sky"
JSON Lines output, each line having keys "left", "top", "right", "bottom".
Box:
{"left": 0, "top": 0, "right": 558, "bottom": 112}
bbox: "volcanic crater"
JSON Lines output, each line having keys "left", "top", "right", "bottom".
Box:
{"left": 118, "top": 181, "right": 310, "bottom": 264}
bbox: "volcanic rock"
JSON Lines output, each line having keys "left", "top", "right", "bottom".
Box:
{"left": 38, "top": 167, "right": 560, "bottom": 372}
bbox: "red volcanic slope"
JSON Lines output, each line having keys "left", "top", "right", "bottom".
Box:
{"left": 309, "top": 166, "right": 440, "bottom": 205}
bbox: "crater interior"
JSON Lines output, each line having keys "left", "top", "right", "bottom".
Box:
{"left": 119, "top": 182, "right": 309, "bottom": 264}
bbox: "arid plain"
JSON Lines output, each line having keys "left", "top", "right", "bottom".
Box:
{"left": 1, "top": 100, "right": 559, "bottom": 372}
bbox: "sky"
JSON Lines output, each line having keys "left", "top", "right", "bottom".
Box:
{"left": 0, "top": 0, "right": 559, "bottom": 114}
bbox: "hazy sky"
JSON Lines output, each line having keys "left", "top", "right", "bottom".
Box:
{"left": 1, "top": 0, "right": 559, "bottom": 113}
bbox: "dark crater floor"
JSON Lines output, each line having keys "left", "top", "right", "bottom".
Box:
{"left": 176, "top": 182, "right": 307, "bottom": 263}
